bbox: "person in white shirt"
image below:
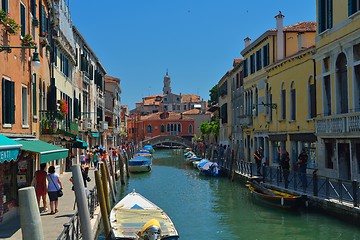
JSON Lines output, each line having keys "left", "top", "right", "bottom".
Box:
{"left": 47, "top": 166, "right": 63, "bottom": 214}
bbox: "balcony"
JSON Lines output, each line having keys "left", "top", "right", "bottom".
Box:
{"left": 316, "top": 112, "right": 360, "bottom": 135}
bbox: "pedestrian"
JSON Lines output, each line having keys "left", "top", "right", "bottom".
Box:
{"left": 297, "top": 148, "right": 308, "bottom": 188}
{"left": 280, "top": 148, "right": 290, "bottom": 188}
{"left": 254, "top": 147, "right": 263, "bottom": 176}
{"left": 47, "top": 166, "right": 63, "bottom": 214}
{"left": 33, "top": 163, "right": 48, "bottom": 212}
{"left": 85, "top": 150, "right": 91, "bottom": 165}
{"left": 80, "top": 152, "right": 86, "bottom": 166}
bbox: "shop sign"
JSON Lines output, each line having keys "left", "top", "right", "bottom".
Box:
{"left": 0, "top": 149, "right": 19, "bottom": 162}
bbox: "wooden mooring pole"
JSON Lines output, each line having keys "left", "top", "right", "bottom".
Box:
{"left": 94, "top": 170, "right": 111, "bottom": 237}
{"left": 100, "top": 162, "right": 111, "bottom": 214}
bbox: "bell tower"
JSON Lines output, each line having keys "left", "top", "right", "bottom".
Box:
{"left": 163, "top": 70, "right": 171, "bottom": 94}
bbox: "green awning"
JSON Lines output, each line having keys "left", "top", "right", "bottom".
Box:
{"left": 16, "top": 139, "right": 68, "bottom": 164}
{"left": 91, "top": 132, "right": 99, "bottom": 138}
{"left": 0, "top": 134, "right": 22, "bottom": 163}
{"left": 72, "top": 139, "right": 88, "bottom": 149}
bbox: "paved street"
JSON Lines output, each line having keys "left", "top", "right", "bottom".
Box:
{"left": 0, "top": 169, "right": 96, "bottom": 240}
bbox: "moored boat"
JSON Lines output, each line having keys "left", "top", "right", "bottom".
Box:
{"left": 198, "top": 161, "right": 221, "bottom": 177}
{"left": 128, "top": 156, "right": 152, "bottom": 173}
{"left": 110, "top": 190, "right": 179, "bottom": 240}
{"left": 135, "top": 149, "right": 153, "bottom": 159}
{"left": 247, "top": 180, "right": 304, "bottom": 209}
{"left": 144, "top": 144, "right": 155, "bottom": 153}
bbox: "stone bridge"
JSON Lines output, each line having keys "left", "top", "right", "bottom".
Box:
{"left": 141, "top": 135, "right": 192, "bottom": 149}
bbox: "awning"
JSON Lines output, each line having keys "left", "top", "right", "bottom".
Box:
{"left": 72, "top": 139, "right": 88, "bottom": 149}
{"left": 0, "top": 134, "right": 22, "bottom": 163}
{"left": 16, "top": 139, "right": 68, "bottom": 164}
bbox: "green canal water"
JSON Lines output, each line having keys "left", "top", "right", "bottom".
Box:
{"left": 107, "top": 150, "right": 360, "bottom": 240}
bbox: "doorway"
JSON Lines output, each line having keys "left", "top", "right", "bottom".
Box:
{"left": 338, "top": 143, "right": 350, "bottom": 180}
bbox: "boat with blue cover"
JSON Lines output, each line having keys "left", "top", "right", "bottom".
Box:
{"left": 144, "top": 144, "right": 155, "bottom": 153}
{"left": 198, "top": 161, "right": 221, "bottom": 177}
{"left": 128, "top": 155, "right": 152, "bottom": 173}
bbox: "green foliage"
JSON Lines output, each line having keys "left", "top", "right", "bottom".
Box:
{"left": 208, "top": 85, "right": 219, "bottom": 107}
{"left": 210, "top": 120, "right": 219, "bottom": 140}
{"left": 22, "top": 34, "right": 36, "bottom": 47}
{"left": 200, "top": 122, "right": 212, "bottom": 136}
{"left": 0, "top": 10, "right": 21, "bottom": 34}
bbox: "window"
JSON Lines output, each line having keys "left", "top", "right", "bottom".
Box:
{"left": 160, "top": 124, "right": 165, "bottom": 133}
{"left": 22, "top": 86, "right": 28, "bottom": 126}
{"left": 324, "top": 75, "right": 331, "bottom": 116}
{"left": 2, "top": 78, "right": 15, "bottom": 124}
{"left": 147, "top": 125, "right": 152, "bottom": 133}
{"left": 318, "top": 0, "right": 333, "bottom": 33}
{"left": 263, "top": 44, "right": 270, "bottom": 67}
{"left": 178, "top": 124, "right": 181, "bottom": 133}
{"left": 256, "top": 49, "right": 262, "bottom": 71}
{"left": 290, "top": 82, "right": 296, "bottom": 120}
{"left": 250, "top": 54, "right": 255, "bottom": 74}
{"left": 220, "top": 103, "right": 228, "bottom": 124}
{"left": 32, "top": 74, "right": 37, "bottom": 116}
{"left": 240, "top": 71, "right": 243, "bottom": 87}
{"left": 243, "top": 58, "right": 248, "bottom": 77}
{"left": 1, "top": 0, "right": 8, "bottom": 13}
{"left": 219, "top": 81, "right": 228, "bottom": 97}
{"left": 167, "top": 124, "right": 170, "bottom": 132}
{"left": 20, "top": 3, "right": 26, "bottom": 37}
{"left": 281, "top": 85, "right": 286, "bottom": 120}
{"left": 336, "top": 53, "right": 349, "bottom": 114}
{"left": 189, "top": 124, "right": 193, "bottom": 134}
{"left": 349, "top": 0, "right": 360, "bottom": 16}
{"left": 325, "top": 142, "right": 334, "bottom": 169}
{"left": 309, "top": 77, "right": 317, "bottom": 118}
{"left": 30, "top": 0, "right": 36, "bottom": 18}
{"left": 236, "top": 73, "right": 239, "bottom": 89}
{"left": 184, "top": 105, "right": 187, "bottom": 110}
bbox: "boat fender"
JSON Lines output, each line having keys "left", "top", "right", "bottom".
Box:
{"left": 140, "top": 219, "right": 161, "bottom": 240}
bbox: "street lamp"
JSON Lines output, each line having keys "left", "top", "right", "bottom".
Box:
{"left": 0, "top": 45, "right": 41, "bottom": 68}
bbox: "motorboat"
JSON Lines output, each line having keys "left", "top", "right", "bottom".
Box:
{"left": 128, "top": 155, "right": 152, "bottom": 173}
{"left": 110, "top": 190, "right": 179, "bottom": 240}
{"left": 198, "top": 161, "right": 220, "bottom": 177}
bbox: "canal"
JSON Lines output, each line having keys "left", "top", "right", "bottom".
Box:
{"left": 112, "top": 150, "right": 360, "bottom": 240}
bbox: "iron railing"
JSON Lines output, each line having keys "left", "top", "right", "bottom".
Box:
{"left": 221, "top": 159, "right": 360, "bottom": 208}
{"left": 57, "top": 186, "right": 99, "bottom": 240}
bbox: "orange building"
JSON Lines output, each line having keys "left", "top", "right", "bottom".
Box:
{"left": 127, "top": 112, "right": 195, "bottom": 144}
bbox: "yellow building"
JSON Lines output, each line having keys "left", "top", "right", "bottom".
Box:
{"left": 240, "top": 12, "right": 316, "bottom": 167}
{"left": 314, "top": 0, "right": 360, "bottom": 180}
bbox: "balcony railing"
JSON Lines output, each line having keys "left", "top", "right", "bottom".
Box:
{"left": 316, "top": 112, "right": 360, "bottom": 134}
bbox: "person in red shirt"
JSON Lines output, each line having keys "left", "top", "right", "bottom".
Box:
{"left": 33, "top": 163, "right": 48, "bottom": 212}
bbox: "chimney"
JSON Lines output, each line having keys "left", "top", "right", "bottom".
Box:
{"left": 275, "top": 11, "right": 285, "bottom": 60}
{"left": 244, "top": 37, "right": 251, "bottom": 48}
{"left": 297, "top": 32, "right": 304, "bottom": 51}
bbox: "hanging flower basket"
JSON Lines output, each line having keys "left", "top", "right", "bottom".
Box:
{"left": 21, "top": 34, "right": 36, "bottom": 47}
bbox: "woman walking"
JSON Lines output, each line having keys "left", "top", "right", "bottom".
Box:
{"left": 33, "top": 163, "right": 48, "bottom": 212}
{"left": 47, "top": 166, "right": 63, "bottom": 214}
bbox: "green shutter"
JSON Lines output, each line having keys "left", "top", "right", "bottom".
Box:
{"left": 2, "top": 79, "right": 5, "bottom": 123}
{"left": 328, "top": 0, "right": 333, "bottom": 28}
{"left": 10, "top": 81, "right": 15, "bottom": 124}
{"left": 33, "top": 74, "right": 37, "bottom": 115}
{"left": 41, "top": 5, "right": 46, "bottom": 34}
{"left": 20, "top": 4, "right": 26, "bottom": 36}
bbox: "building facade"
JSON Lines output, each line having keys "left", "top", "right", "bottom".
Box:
{"left": 314, "top": 0, "right": 360, "bottom": 180}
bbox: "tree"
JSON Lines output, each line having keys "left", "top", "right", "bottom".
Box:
{"left": 208, "top": 85, "right": 219, "bottom": 107}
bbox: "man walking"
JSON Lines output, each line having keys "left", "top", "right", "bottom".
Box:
{"left": 297, "top": 148, "right": 308, "bottom": 189}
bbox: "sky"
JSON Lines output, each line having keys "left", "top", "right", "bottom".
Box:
{"left": 68, "top": 0, "right": 316, "bottom": 110}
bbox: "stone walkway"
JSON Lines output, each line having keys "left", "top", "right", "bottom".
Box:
{"left": 0, "top": 169, "right": 96, "bottom": 240}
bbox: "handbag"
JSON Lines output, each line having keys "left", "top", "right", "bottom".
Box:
{"left": 49, "top": 174, "right": 63, "bottom": 197}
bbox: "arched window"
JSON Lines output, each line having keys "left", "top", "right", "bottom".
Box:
{"left": 189, "top": 124, "right": 193, "bottom": 134}
{"left": 147, "top": 125, "right": 152, "bottom": 133}
{"left": 336, "top": 52, "right": 348, "bottom": 114}
{"left": 171, "top": 124, "right": 174, "bottom": 131}
{"left": 290, "top": 82, "right": 296, "bottom": 120}
{"left": 160, "top": 124, "right": 165, "bottom": 133}
{"left": 281, "top": 82, "right": 286, "bottom": 120}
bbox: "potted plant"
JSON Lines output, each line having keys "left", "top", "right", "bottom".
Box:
{"left": 57, "top": 99, "right": 68, "bottom": 120}
{"left": 0, "top": 12, "right": 21, "bottom": 34}
{"left": 21, "top": 34, "right": 36, "bottom": 47}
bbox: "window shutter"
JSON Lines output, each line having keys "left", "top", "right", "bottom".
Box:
{"left": 348, "top": 0, "right": 353, "bottom": 16}
{"left": 31, "top": 0, "right": 36, "bottom": 17}
{"left": 20, "top": 4, "right": 26, "bottom": 36}
{"left": 2, "top": 0, "right": 8, "bottom": 13}
{"left": 310, "top": 83, "right": 316, "bottom": 118}
{"left": 2, "top": 79, "right": 6, "bottom": 123}
{"left": 282, "top": 89, "right": 286, "bottom": 120}
{"left": 327, "top": 0, "right": 333, "bottom": 29}
{"left": 10, "top": 81, "right": 15, "bottom": 124}
{"left": 41, "top": 5, "right": 46, "bottom": 34}
{"left": 33, "top": 74, "right": 37, "bottom": 116}
{"left": 74, "top": 98, "right": 79, "bottom": 119}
